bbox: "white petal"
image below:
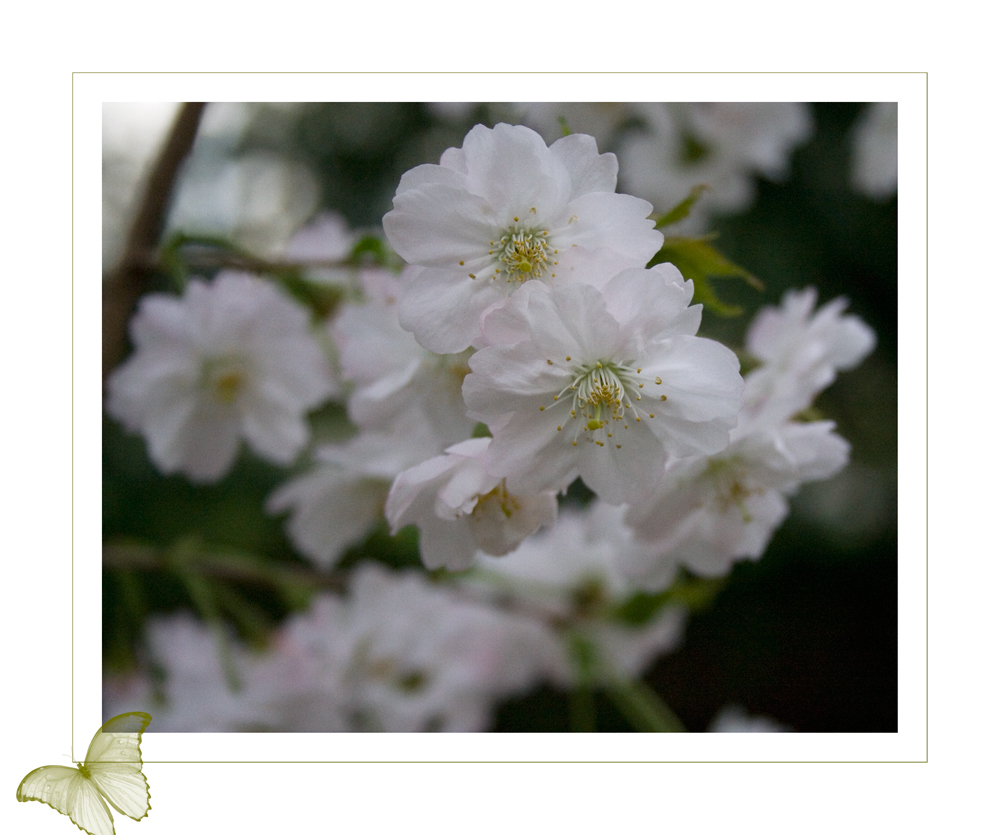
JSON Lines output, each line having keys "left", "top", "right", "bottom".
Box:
{"left": 548, "top": 132, "right": 618, "bottom": 196}
{"left": 398, "top": 265, "right": 505, "bottom": 354}
{"left": 560, "top": 190, "right": 662, "bottom": 265}
{"left": 383, "top": 183, "right": 497, "bottom": 266}
{"left": 576, "top": 421, "right": 666, "bottom": 505}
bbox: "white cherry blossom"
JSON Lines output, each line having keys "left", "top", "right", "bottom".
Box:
{"left": 331, "top": 267, "right": 476, "bottom": 447}
{"left": 618, "top": 102, "right": 813, "bottom": 227}
{"left": 266, "top": 422, "right": 438, "bottom": 568}
{"left": 385, "top": 437, "right": 558, "bottom": 571}
{"left": 105, "top": 271, "right": 336, "bottom": 482}
{"left": 462, "top": 265, "right": 744, "bottom": 505}
{"left": 850, "top": 102, "right": 898, "bottom": 200}
{"left": 472, "top": 503, "right": 687, "bottom": 683}
{"left": 382, "top": 122, "right": 663, "bottom": 353}
{"left": 242, "top": 564, "right": 566, "bottom": 732}
{"left": 623, "top": 419, "right": 850, "bottom": 585}
{"left": 742, "top": 286, "right": 877, "bottom": 429}
{"left": 102, "top": 613, "right": 267, "bottom": 732}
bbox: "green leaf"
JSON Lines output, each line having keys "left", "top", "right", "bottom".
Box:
{"left": 351, "top": 234, "right": 393, "bottom": 266}
{"left": 654, "top": 184, "right": 710, "bottom": 229}
{"left": 653, "top": 236, "right": 763, "bottom": 317}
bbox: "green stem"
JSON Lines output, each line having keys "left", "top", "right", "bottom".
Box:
{"left": 570, "top": 686, "right": 597, "bottom": 733}
{"left": 605, "top": 678, "right": 687, "bottom": 733}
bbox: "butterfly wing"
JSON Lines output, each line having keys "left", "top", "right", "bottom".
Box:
{"left": 17, "top": 765, "right": 115, "bottom": 835}
{"left": 84, "top": 712, "right": 152, "bottom": 820}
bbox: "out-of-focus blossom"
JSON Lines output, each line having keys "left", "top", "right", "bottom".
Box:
{"left": 618, "top": 102, "right": 813, "bottom": 228}
{"left": 850, "top": 102, "right": 897, "bottom": 200}
{"left": 284, "top": 211, "right": 359, "bottom": 287}
{"left": 742, "top": 287, "right": 877, "bottom": 430}
{"left": 331, "top": 268, "right": 477, "bottom": 447}
{"left": 620, "top": 286, "right": 874, "bottom": 587}
{"left": 166, "top": 151, "right": 320, "bottom": 258}
{"left": 383, "top": 122, "right": 662, "bottom": 353}
{"left": 243, "top": 564, "right": 566, "bottom": 731}
{"left": 106, "top": 272, "right": 336, "bottom": 483}
{"left": 624, "top": 420, "right": 850, "bottom": 586}
{"left": 473, "top": 503, "right": 687, "bottom": 683}
{"left": 463, "top": 267, "right": 743, "bottom": 505}
{"left": 266, "top": 422, "right": 438, "bottom": 568}
{"left": 708, "top": 704, "right": 791, "bottom": 732}
{"left": 103, "top": 613, "right": 267, "bottom": 732}
{"left": 385, "top": 438, "right": 559, "bottom": 571}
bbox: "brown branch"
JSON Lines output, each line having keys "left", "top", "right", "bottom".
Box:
{"left": 102, "top": 102, "right": 207, "bottom": 380}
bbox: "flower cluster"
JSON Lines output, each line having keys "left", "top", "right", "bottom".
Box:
{"left": 379, "top": 124, "right": 746, "bottom": 568}
{"left": 104, "top": 113, "right": 879, "bottom": 733}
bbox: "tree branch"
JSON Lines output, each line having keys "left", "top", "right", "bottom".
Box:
{"left": 102, "top": 102, "right": 207, "bottom": 379}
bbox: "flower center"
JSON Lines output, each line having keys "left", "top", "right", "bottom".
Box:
{"left": 461, "top": 211, "right": 566, "bottom": 285}
{"left": 494, "top": 228, "right": 553, "bottom": 282}
{"left": 705, "top": 458, "right": 759, "bottom": 523}
{"left": 472, "top": 482, "right": 520, "bottom": 520}
{"left": 543, "top": 360, "right": 663, "bottom": 448}
{"left": 573, "top": 361, "right": 644, "bottom": 433}
{"left": 202, "top": 357, "right": 248, "bottom": 405}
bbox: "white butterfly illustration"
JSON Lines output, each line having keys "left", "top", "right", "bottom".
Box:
{"left": 16, "top": 712, "right": 151, "bottom": 835}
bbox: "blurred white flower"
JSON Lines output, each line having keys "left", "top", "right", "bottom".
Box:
{"left": 624, "top": 420, "right": 850, "bottom": 585}
{"left": 850, "top": 102, "right": 897, "bottom": 200}
{"left": 620, "top": 287, "right": 874, "bottom": 586}
{"left": 266, "top": 422, "right": 439, "bottom": 568}
{"left": 473, "top": 503, "right": 687, "bottom": 683}
{"left": 244, "top": 564, "right": 566, "bottom": 732}
{"left": 742, "top": 286, "right": 877, "bottom": 429}
{"left": 383, "top": 122, "right": 662, "bottom": 353}
{"left": 385, "top": 437, "right": 559, "bottom": 571}
{"left": 618, "top": 102, "right": 813, "bottom": 227}
{"left": 106, "top": 272, "right": 336, "bottom": 483}
{"left": 166, "top": 151, "right": 320, "bottom": 258}
{"left": 462, "top": 267, "right": 744, "bottom": 505}
{"left": 103, "top": 612, "right": 267, "bottom": 732}
{"left": 284, "top": 211, "right": 359, "bottom": 287}
{"left": 331, "top": 267, "right": 477, "bottom": 447}
{"left": 709, "top": 704, "right": 791, "bottom": 732}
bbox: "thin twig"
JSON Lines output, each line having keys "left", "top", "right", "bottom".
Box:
{"left": 103, "top": 541, "right": 346, "bottom": 592}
